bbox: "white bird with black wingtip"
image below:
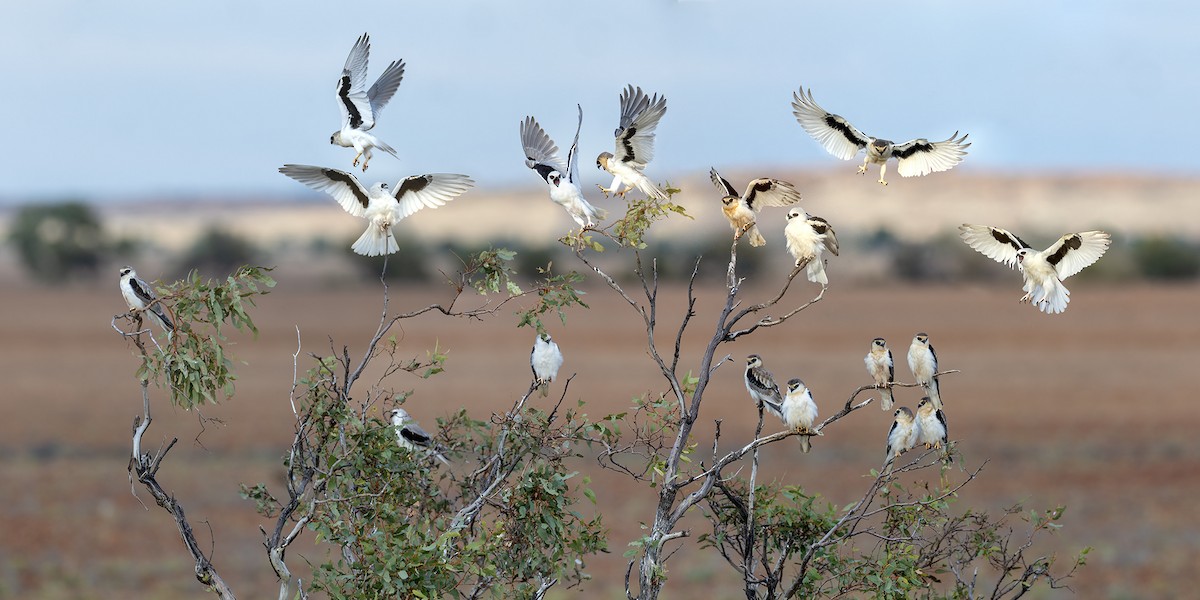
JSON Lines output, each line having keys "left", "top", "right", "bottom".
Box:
{"left": 530, "top": 333, "right": 564, "bottom": 397}
{"left": 391, "top": 408, "right": 449, "bottom": 465}
{"left": 520, "top": 105, "right": 608, "bottom": 228}
{"left": 596, "top": 85, "right": 668, "bottom": 200}
{"left": 710, "top": 168, "right": 802, "bottom": 247}
{"left": 279, "top": 165, "right": 472, "bottom": 256}
{"left": 330, "top": 33, "right": 406, "bottom": 171}
{"left": 118, "top": 266, "right": 174, "bottom": 334}
{"left": 784, "top": 207, "right": 839, "bottom": 286}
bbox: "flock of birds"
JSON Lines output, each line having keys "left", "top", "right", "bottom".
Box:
{"left": 116, "top": 32, "right": 1118, "bottom": 465}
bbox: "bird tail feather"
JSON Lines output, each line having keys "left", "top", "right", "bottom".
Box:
{"left": 799, "top": 435, "right": 812, "bottom": 454}
{"left": 928, "top": 379, "right": 942, "bottom": 410}
{"left": 806, "top": 258, "right": 828, "bottom": 285}
{"left": 747, "top": 225, "right": 767, "bottom": 247}
{"left": 880, "top": 389, "right": 893, "bottom": 411}
{"left": 374, "top": 139, "right": 399, "bottom": 158}
{"left": 352, "top": 224, "right": 398, "bottom": 256}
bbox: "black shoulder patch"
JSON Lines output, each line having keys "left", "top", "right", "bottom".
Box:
{"left": 1046, "top": 234, "right": 1082, "bottom": 266}
{"left": 893, "top": 140, "right": 933, "bottom": 159}
{"left": 337, "top": 74, "right": 363, "bottom": 129}
{"left": 323, "top": 168, "right": 370, "bottom": 209}
{"left": 396, "top": 175, "right": 432, "bottom": 198}
{"left": 825, "top": 114, "right": 868, "bottom": 148}
{"left": 991, "top": 228, "right": 1031, "bottom": 251}
{"left": 532, "top": 163, "right": 556, "bottom": 182}
{"left": 400, "top": 427, "right": 431, "bottom": 446}
{"left": 619, "top": 126, "right": 638, "bottom": 161}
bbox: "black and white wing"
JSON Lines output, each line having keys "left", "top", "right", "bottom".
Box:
{"left": 958, "top": 224, "right": 1033, "bottom": 270}
{"left": 791, "top": 86, "right": 871, "bottom": 160}
{"left": 893, "top": 132, "right": 971, "bottom": 177}
{"left": 336, "top": 33, "right": 376, "bottom": 131}
{"left": 708, "top": 168, "right": 738, "bottom": 197}
{"left": 567, "top": 104, "right": 583, "bottom": 185}
{"left": 279, "top": 164, "right": 370, "bottom": 217}
{"left": 613, "top": 85, "right": 667, "bottom": 167}
{"left": 520, "top": 116, "right": 564, "bottom": 182}
{"left": 1044, "top": 231, "right": 1112, "bottom": 280}
{"left": 393, "top": 174, "right": 475, "bottom": 219}
{"left": 808, "top": 216, "right": 839, "bottom": 256}
{"left": 742, "top": 178, "right": 803, "bottom": 212}
{"left": 366, "top": 59, "right": 405, "bottom": 122}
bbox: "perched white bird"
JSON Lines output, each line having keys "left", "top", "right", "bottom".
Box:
{"left": 520, "top": 106, "right": 608, "bottom": 228}
{"left": 915, "top": 397, "right": 949, "bottom": 462}
{"left": 784, "top": 208, "right": 839, "bottom": 285}
{"left": 907, "top": 333, "right": 942, "bottom": 410}
{"left": 744, "top": 355, "right": 784, "bottom": 420}
{"left": 958, "top": 224, "right": 1112, "bottom": 315}
{"left": 710, "top": 168, "right": 802, "bottom": 247}
{"left": 864, "top": 338, "right": 895, "bottom": 411}
{"left": 330, "top": 33, "right": 406, "bottom": 171}
{"left": 118, "top": 266, "right": 173, "bottom": 333}
{"left": 279, "top": 164, "right": 472, "bottom": 256}
{"left": 781, "top": 378, "right": 818, "bottom": 453}
{"left": 596, "top": 85, "right": 668, "bottom": 200}
{"left": 884, "top": 406, "right": 919, "bottom": 471}
{"left": 391, "top": 408, "right": 449, "bottom": 465}
{"left": 530, "top": 333, "right": 564, "bottom": 397}
{"left": 791, "top": 86, "right": 970, "bottom": 185}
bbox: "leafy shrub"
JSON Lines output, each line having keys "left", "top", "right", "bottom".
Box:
{"left": 7, "top": 201, "right": 106, "bottom": 282}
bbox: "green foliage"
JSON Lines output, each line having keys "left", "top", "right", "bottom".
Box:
{"left": 174, "top": 226, "right": 261, "bottom": 278}
{"left": 1132, "top": 235, "right": 1200, "bottom": 280}
{"left": 7, "top": 201, "right": 106, "bottom": 282}
{"left": 132, "top": 266, "right": 275, "bottom": 408}
{"left": 516, "top": 267, "right": 589, "bottom": 334}
{"left": 609, "top": 186, "right": 690, "bottom": 249}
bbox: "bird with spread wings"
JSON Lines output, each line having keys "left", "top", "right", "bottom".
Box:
{"left": 709, "top": 168, "right": 802, "bottom": 247}
{"left": 596, "top": 85, "right": 668, "bottom": 200}
{"left": 521, "top": 105, "right": 608, "bottom": 228}
{"left": 279, "top": 165, "right": 472, "bottom": 256}
{"left": 791, "top": 85, "right": 970, "bottom": 185}
{"left": 958, "top": 224, "right": 1112, "bottom": 314}
{"left": 330, "top": 33, "right": 406, "bottom": 171}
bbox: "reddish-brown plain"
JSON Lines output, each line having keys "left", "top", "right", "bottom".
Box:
{"left": 1, "top": 277, "right": 1196, "bottom": 599}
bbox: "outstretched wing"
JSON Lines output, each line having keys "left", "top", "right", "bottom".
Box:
{"left": 520, "top": 116, "right": 565, "bottom": 181}
{"left": 791, "top": 86, "right": 870, "bottom": 160}
{"left": 709, "top": 168, "right": 738, "bottom": 197}
{"left": 1044, "top": 231, "right": 1112, "bottom": 280}
{"left": 393, "top": 173, "right": 475, "bottom": 219}
{"left": 279, "top": 164, "right": 370, "bottom": 218}
{"left": 958, "top": 224, "right": 1032, "bottom": 270}
{"left": 567, "top": 104, "right": 583, "bottom": 184}
{"left": 743, "top": 178, "right": 802, "bottom": 212}
{"left": 366, "top": 59, "right": 405, "bottom": 120}
{"left": 613, "top": 85, "right": 667, "bottom": 167}
{"left": 336, "top": 33, "right": 375, "bottom": 131}
{"left": 893, "top": 131, "right": 971, "bottom": 177}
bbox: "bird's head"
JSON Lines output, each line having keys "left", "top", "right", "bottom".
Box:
{"left": 119, "top": 266, "right": 134, "bottom": 278}
{"left": 391, "top": 408, "right": 410, "bottom": 424}
{"left": 539, "top": 332, "right": 553, "bottom": 343}
{"left": 746, "top": 354, "right": 762, "bottom": 368}
{"left": 786, "top": 208, "right": 805, "bottom": 221}
{"left": 871, "top": 139, "right": 891, "bottom": 153}
{"left": 373, "top": 182, "right": 390, "bottom": 196}
{"left": 872, "top": 337, "right": 886, "bottom": 349}
{"left": 596, "top": 152, "right": 613, "bottom": 171}
{"left": 548, "top": 171, "right": 562, "bottom": 187}
{"left": 1016, "top": 248, "right": 1030, "bottom": 263}
{"left": 720, "top": 195, "right": 738, "bottom": 208}
{"left": 914, "top": 332, "right": 929, "bottom": 346}
{"left": 895, "top": 406, "right": 914, "bottom": 421}
{"left": 330, "top": 132, "right": 340, "bottom": 145}
{"left": 786, "top": 378, "right": 806, "bottom": 394}
{"left": 916, "top": 397, "right": 931, "bottom": 412}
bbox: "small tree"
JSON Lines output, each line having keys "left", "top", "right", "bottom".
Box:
{"left": 8, "top": 201, "right": 106, "bottom": 282}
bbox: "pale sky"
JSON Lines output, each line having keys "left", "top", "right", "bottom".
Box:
{"left": 1, "top": 1, "right": 1196, "bottom": 201}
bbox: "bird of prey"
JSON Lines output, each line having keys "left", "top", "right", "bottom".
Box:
{"left": 884, "top": 406, "right": 918, "bottom": 471}
{"left": 784, "top": 208, "right": 839, "bottom": 285}
{"left": 520, "top": 106, "right": 608, "bottom": 228}
{"left": 907, "top": 333, "right": 942, "bottom": 410}
{"left": 864, "top": 338, "right": 895, "bottom": 411}
{"left": 781, "top": 378, "right": 818, "bottom": 453}
{"left": 958, "top": 224, "right": 1112, "bottom": 315}
{"left": 119, "top": 266, "right": 174, "bottom": 333}
{"left": 391, "top": 408, "right": 449, "bottom": 465}
{"left": 744, "top": 355, "right": 784, "bottom": 420}
{"left": 330, "top": 33, "right": 406, "bottom": 171}
{"left": 530, "top": 333, "right": 564, "bottom": 397}
{"left": 279, "top": 164, "right": 472, "bottom": 256}
{"left": 791, "top": 85, "right": 970, "bottom": 185}
{"left": 596, "top": 85, "right": 668, "bottom": 200}
{"left": 709, "top": 168, "right": 802, "bottom": 247}
{"left": 915, "top": 397, "right": 949, "bottom": 461}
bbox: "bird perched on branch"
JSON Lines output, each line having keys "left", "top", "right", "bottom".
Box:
{"left": 329, "top": 33, "right": 405, "bottom": 171}
{"left": 279, "top": 164, "right": 472, "bottom": 256}
{"left": 709, "top": 168, "right": 802, "bottom": 247}
{"left": 864, "top": 338, "right": 895, "bottom": 411}
{"left": 781, "top": 378, "right": 818, "bottom": 453}
{"left": 119, "top": 266, "right": 173, "bottom": 334}
{"left": 915, "top": 397, "right": 949, "bottom": 462}
{"left": 784, "top": 208, "right": 839, "bottom": 285}
{"left": 520, "top": 106, "right": 607, "bottom": 228}
{"left": 391, "top": 408, "right": 449, "bottom": 465}
{"left": 596, "top": 85, "right": 668, "bottom": 200}
{"left": 957, "top": 224, "right": 1112, "bottom": 315}
{"left": 530, "top": 333, "right": 564, "bottom": 397}
{"left": 907, "top": 333, "right": 942, "bottom": 410}
{"left": 791, "top": 85, "right": 970, "bottom": 185}
{"left": 744, "top": 355, "right": 784, "bottom": 420}
{"left": 884, "top": 406, "right": 918, "bottom": 471}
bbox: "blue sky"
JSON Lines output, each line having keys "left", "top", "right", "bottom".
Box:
{"left": 1, "top": 1, "right": 1196, "bottom": 200}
